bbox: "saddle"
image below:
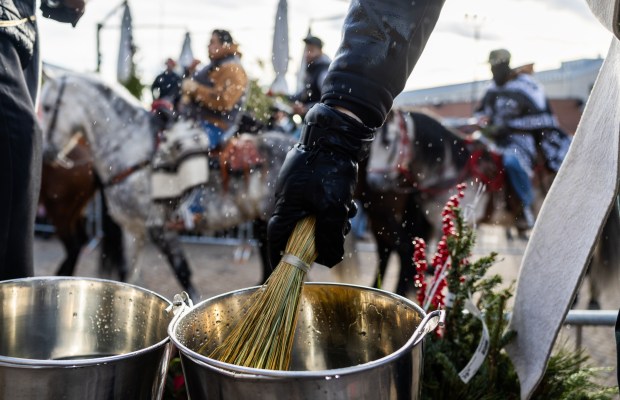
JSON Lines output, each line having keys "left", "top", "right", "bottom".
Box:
{"left": 465, "top": 138, "right": 505, "bottom": 192}
{"left": 215, "top": 135, "right": 264, "bottom": 192}
{"left": 150, "top": 119, "right": 210, "bottom": 201}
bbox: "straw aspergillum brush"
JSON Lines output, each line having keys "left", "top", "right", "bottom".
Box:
{"left": 206, "top": 216, "right": 317, "bottom": 370}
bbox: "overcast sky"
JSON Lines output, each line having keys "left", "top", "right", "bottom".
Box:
{"left": 37, "top": 0, "right": 612, "bottom": 102}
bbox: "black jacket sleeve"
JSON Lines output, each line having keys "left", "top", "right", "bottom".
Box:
{"left": 321, "top": 0, "right": 445, "bottom": 128}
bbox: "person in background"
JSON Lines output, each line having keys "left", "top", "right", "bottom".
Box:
{"left": 151, "top": 57, "right": 182, "bottom": 103}
{"left": 267, "top": 0, "right": 446, "bottom": 269}
{"left": 475, "top": 48, "right": 566, "bottom": 230}
{"left": 180, "top": 29, "right": 248, "bottom": 150}
{"left": 267, "top": 101, "right": 297, "bottom": 135}
{"left": 0, "top": 0, "right": 86, "bottom": 280}
{"left": 182, "top": 58, "right": 201, "bottom": 79}
{"left": 288, "top": 35, "right": 331, "bottom": 118}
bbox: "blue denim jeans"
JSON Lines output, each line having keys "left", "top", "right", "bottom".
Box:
{"left": 502, "top": 152, "right": 533, "bottom": 207}
{"left": 200, "top": 121, "right": 224, "bottom": 150}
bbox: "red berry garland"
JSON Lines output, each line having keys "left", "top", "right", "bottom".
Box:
{"left": 413, "top": 183, "right": 467, "bottom": 310}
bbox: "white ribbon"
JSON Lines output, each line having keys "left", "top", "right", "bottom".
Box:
{"left": 458, "top": 297, "right": 490, "bottom": 384}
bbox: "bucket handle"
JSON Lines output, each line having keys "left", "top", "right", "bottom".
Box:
{"left": 412, "top": 310, "right": 445, "bottom": 347}
{"left": 166, "top": 291, "right": 194, "bottom": 327}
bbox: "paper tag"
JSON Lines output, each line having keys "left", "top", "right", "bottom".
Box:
{"left": 458, "top": 297, "right": 490, "bottom": 383}
{"left": 444, "top": 291, "right": 456, "bottom": 308}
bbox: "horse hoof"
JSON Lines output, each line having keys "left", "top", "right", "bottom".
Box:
{"left": 517, "top": 231, "right": 530, "bottom": 241}
{"left": 587, "top": 299, "right": 601, "bottom": 310}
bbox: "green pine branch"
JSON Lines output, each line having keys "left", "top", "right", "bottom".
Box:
{"left": 420, "top": 194, "right": 614, "bottom": 399}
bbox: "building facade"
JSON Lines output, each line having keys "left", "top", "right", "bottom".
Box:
{"left": 393, "top": 58, "right": 603, "bottom": 134}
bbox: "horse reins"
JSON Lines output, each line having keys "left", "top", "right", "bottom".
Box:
{"left": 44, "top": 76, "right": 85, "bottom": 169}
{"left": 46, "top": 75, "right": 151, "bottom": 185}
{"left": 105, "top": 160, "right": 151, "bottom": 187}
{"left": 375, "top": 111, "right": 475, "bottom": 196}
{"left": 45, "top": 75, "right": 67, "bottom": 147}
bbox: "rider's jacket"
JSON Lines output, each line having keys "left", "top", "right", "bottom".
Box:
{"left": 182, "top": 43, "right": 248, "bottom": 133}
{"left": 476, "top": 72, "right": 559, "bottom": 136}
{"left": 289, "top": 54, "right": 331, "bottom": 110}
{"left": 320, "top": 0, "right": 446, "bottom": 128}
{"left": 476, "top": 71, "right": 572, "bottom": 173}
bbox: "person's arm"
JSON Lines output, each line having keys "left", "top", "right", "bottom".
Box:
{"left": 183, "top": 64, "right": 247, "bottom": 111}
{"left": 40, "top": 0, "right": 86, "bottom": 26}
{"left": 268, "top": 0, "right": 447, "bottom": 268}
{"left": 322, "top": 0, "right": 446, "bottom": 128}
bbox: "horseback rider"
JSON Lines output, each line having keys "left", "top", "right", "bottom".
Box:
{"left": 151, "top": 57, "right": 182, "bottom": 104}
{"left": 180, "top": 29, "right": 248, "bottom": 150}
{"left": 475, "top": 48, "right": 569, "bottom": 229}
{"left": 288, "top": 35, "right": 331, "bottom": 118}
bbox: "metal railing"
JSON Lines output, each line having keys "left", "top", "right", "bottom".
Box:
{"left": 564, "top": 309, "right": 617, "bottom": 350}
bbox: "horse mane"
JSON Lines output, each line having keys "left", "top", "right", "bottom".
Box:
{"left": 45, "top": 67, "right": 146, "bottom": 113}
{"left": 407, "top": 109, "right": 470, "bottom": 171}
{"left": 59, "top": 71, "right": 152, "bottom": 133}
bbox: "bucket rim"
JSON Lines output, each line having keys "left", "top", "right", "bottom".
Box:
{"left": 0, "top": 276, "right": 173, "bottom": 368}
{"left": 168, "top": 282, "right": 436, "bottom": 379}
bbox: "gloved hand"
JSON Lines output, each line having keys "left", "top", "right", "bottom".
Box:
{"left": 40, "top": 0, "right": 85, "bottom": 27}
{"left": 181, "top": 79, "right": 199, "bottom": 97}
{"left": 481, "top": 124, "right": 510, "bottom": 139}
{"left": 268, "top": 104, "right": 374, "bottom": 268}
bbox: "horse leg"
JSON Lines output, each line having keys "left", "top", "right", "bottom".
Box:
{"left": 395, "top": 196, "right": 431, "bottom": 297}
{"left": 395, "top": 240, "right": 415, "bottom": 297}
{"left": 99, "top": 191, "right": 127, "bottom": 281}
{"left": 55, "top": 216, "right": 88, "bottom": 276}
{"left": 372, "top": 237, "right": 391, "bottom": 290}
{"left": 148, "top": 226, "right": 199, "bottom": 301}
{"left": 123, "top": 231, "right": 147, "bottom": 288}
{"left": 585, "top": 202, "right": 620, "bottom": 310}
{"left": 253, "top": 219, "right": 272, "bottom": 284}
{"left": 587, "top": 269, "right": 602, "bottom": 310}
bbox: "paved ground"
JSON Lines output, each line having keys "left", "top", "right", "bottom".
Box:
{"left": 32, "top": 224, "right": 619, "bottom": 394}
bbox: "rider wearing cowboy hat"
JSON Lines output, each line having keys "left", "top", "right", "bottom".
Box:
{"left": 180, "top": 29, "right": 248, "bottom": 150}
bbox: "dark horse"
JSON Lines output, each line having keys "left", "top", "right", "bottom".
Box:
{"left": 358, "top": 109, "right": 620, "bottom": 305}
{"left": 357, "top": 109, "right": 557, "bottom": 297}
{"left": 39, "top": 138, "right": 126, "bottom": 278}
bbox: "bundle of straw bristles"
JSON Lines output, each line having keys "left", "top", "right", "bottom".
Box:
{"left": 204, "top": 216, "right": 317, "bottom": 370}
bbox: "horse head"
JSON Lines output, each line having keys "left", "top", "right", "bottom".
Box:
{"left": 39, "top": 71, "right": 155, "bottom": 185}
{"left": 366, "top": 108, "right": 471, "bottom": 193}
{"left": 39, "top": 74, "right": 91, "bottom": 166}
{"left": 366, "top": 109, "right": 411, "bottom": 191}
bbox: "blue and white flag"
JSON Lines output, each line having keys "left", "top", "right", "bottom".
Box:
{"left": 270, "top": 0, "right": 289, "bottom": 95}
{"left": 117, "top": 2, "right": 134, "bottom": 84}
{"left": 178, "top": 32, "right": 194, "bottom": 72}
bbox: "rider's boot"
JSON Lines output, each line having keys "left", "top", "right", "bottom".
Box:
{"left": 515, "top": 204, "right": 535, "bottom": 231}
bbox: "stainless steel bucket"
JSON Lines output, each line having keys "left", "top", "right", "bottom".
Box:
{"left": 168, "top": 282, "right": 443, "bottom": 400}
{"left": 0, "top": 277, "right": 173, "bottom": 400}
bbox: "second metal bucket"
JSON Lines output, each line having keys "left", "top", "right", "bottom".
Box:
{"left": 0, "top": 277, "right": 173, "bottom": 399}
{"left": 169, "top": 282, "right": 443, "bottom": 400}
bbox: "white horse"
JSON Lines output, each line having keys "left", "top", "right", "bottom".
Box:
{"left": 39, "top": 71, "right": 296, "bottom": 299}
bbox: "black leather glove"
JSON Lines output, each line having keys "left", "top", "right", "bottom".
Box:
{"left": 267, "top": 104, "right": 374, "bottom": 268}
{"left": 40, "top": 0, "right": 85, "bottom": 27}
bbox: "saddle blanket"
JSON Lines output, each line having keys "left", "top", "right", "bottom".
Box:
{"left": 151, "top": 154, "right": 208, "bottom": 200}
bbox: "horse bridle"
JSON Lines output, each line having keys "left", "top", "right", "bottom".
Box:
{"left": 44, "top": 76, "right": 80, "bottom": 169}
{"left": 43, "top": 75, "right": 152, "bottom": 186}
